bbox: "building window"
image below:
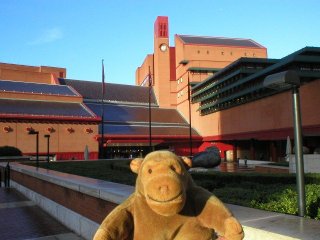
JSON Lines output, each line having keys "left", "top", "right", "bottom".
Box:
{"left": 207, "top": 50, "right": 209, "bottom": 54}
{"left": 197, "top": 50, "right": 200, "bottom": 54}
{"left": 221, "top": 52, "right": 224, "bottom": 55}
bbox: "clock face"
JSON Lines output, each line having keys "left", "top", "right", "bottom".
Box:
{"left": 160, "top": 43, "right": 167, "bottom": 52}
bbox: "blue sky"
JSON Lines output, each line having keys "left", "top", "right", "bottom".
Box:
{"left": 1, "top": 0, "right": 319, "bottom": 85}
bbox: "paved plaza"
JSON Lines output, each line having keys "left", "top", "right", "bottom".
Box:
{"left": 0, "top": 188, "right": 83, "bottom": 240}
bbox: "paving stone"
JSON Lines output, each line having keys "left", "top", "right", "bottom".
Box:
{"left": 0, "top": 188, "right": 84, "bottom": 240}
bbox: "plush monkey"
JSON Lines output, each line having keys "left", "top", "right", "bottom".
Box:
{"left": 94, "top": 150, "right": 244, "bottom": 240}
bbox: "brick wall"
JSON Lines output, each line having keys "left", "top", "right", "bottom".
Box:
{"left": 255, "top": 165, "right": 289, "bottom": 174}
{"left": 11, "top": 169, "right": 117, "bottom": 223}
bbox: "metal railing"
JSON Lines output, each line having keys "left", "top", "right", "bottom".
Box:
{"left": 0, "top": 163, "right": 10, "bottom": 188}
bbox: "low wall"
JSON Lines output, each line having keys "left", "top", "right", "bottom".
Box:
{"left": 255, "top": 165, "right": 289, "bottom": 173}
{"left": 6, "top": 163, "right": 133, "bottom": 240}
{"left": 289, "top": 154, "right": 320, "bottom": 173}
{"left": 4, "top": 162, "right": 320, "bottom": 240}
{"left": 11, "top": 181, "right": 98, "bottom": 239}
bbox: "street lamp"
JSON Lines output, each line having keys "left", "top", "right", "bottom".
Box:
{"left": 187, "top": 71, "right": 193, "bottom": 158}
{"left": 28, "top": 129, "right": 39, "bottom": 168}
{"left": 44, "top": 134, "right": 50, "bottom": 165}
{"left": 148, "top": 66, "right": 152, "bottom": 154}
{"left": 264, "top": 70, "right": 306, "bottom": 217}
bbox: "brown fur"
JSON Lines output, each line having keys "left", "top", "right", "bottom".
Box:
{"left": 94, "top": 150, "right": 244, "bottom": 240}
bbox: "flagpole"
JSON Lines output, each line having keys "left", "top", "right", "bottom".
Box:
{"left": 188, "top": 71, "right": 193, "bottom": 157}
{"left": 148, "top": 66, "right": 152, "bottom": 153}
{"left": 101, "top": 59, "right": 105, "bottom": 159}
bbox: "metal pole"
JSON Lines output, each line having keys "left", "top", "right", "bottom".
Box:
{"left": 188, "top": 72, "right": 192, "bottom": 157}
{"left": 47, "top": 135, "right": 50, "bottom": 165}
{"left": 148, "top": 66, "right": 152, "bottom": 153}
{"left": 101, "top": 111, "right": 105, "bottom": 158}
{"left": 5, "top": 163, "right": 10, "bottom": 188}
{"left": 36, "top": 132, "right": 39, "bottom": 168}
{"left": 4, "top": 163, "right": 9, "bottom": 187}
{"left": 101, "top": 59, "right": 105, "bottom": 159}
{"left": 292, "top": 86, "right": 306, "bottom": 217}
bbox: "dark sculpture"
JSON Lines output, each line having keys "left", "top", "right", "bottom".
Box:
{"left": 192, "top": 146, "right": 221, "bottom": 168}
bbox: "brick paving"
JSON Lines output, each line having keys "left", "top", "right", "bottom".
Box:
{"left": 0, "top": 188, "right": 84, "bottom": 240}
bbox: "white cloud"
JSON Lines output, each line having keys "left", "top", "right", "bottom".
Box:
{"left": 28, "top": 27, "right": 63, "bottom": 45}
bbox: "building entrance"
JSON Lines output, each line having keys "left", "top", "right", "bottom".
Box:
{"left": 104, "top": 146, "right": 151, "bottom": 159}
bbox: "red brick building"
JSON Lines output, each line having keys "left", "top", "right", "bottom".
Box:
{"left": 0, "top": 63, "right": 100, "bottom": 160}
{"left": 1, "top": 16, "right": 319, "bottom": 161}
{"left": 135, "top": 16, "right": 320, "bottom": 161}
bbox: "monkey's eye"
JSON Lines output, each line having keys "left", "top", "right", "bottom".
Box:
{"left": 170, "top": 165, "right": 176, "bottom": 172}
{"left": 148, "top": 168, "right": 152, "bottom": 174}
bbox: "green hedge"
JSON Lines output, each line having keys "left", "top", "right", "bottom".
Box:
{"left": 191, "top": 171, "right": 320, "bottom": 186}
{"left": 249, "top": 184, "right": 320, "bottom": 220}
{"left": 37, "top": 160, "right": 136, "bottom": 186}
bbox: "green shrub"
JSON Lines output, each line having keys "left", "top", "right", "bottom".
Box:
{"left": 250, "top": 186, "right": 298, "bottom": 215}
{"left": 191, "top": 171, "right": 320, "bottom": 185}
{"left": 0, "top": 145, "right": 22, "bottom": 156}
{"left": 36, "top": 160, "right": 137, "bottom": 186}
{"left": 222, "top": 183, "right": 320, "bottom": 220}
{"left": 305, "top": 184, "right": 320, "bottom": 219}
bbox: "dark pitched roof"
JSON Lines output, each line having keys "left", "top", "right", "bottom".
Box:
{"left": 103, "top": 124, "right": 199, "bottom": 137}
{"left": 0, "top": 99, "right": 98, "bottom": 121}
{"left": 177, "top": 35, "right": 265, "bottom": 48}
{"left": 0, "top": 80, "right": 78, "bottom": 96}
{"left": 59, "top": 78, "right": 158, "bottom": 105}
{"left": 59, "top": 79, "right": 201, "bottom": 137}
{"left": 86, "top": 103, "right": 188, "bottom": 124}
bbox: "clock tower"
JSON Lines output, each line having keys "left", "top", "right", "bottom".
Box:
{"left": 153, "top": 16, "right": 172, "bottom": 108}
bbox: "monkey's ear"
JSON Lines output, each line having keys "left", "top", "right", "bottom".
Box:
{"left": 181, "top": 156, "right": 192, "bottom": 169}
{"left": 130, "top": 158, "right": 144, "bottom": 174}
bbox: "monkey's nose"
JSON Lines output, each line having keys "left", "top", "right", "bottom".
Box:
{"left": 159, "top": 185, "right": 169, "bottom": 195}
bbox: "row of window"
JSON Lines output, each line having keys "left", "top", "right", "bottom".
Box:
{"left": 177, "top": 77, "right": 184, "bottom": 84}
{"left": 192, "top": 73, "right": 245, "bottom": 103}
{"left": 194, "top": 52, "right": 320, "bottom": 115}
{"left": 195, "top": 50, "right": 257, "bottom": 57}
{"left": 299, "top": 63, "right": 320, "bottom": 72}
{"left": 192, "top": 62, "right": 274, "bottom": 94}
{"left": 200, "top": 88, "right": 268, "bottom": 115}
{"left": 177, "top": 90, "right": 186, "bottom": 98}
{"left": 203, "top": 77, "right": 263, "bottom": 104}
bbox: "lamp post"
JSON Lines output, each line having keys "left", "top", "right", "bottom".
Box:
{"left": 44, "top": 134, "right": 50, "bottom": 166}
{"left": 148, "top": 66, "right": 152, "bottom": 154}
{"left": 264, "top": 70, "right": 306, "bottom": 217}
{"left": 28, "top": 129, "right": 39, "bottom": 168}
{"left": 187, "top": 71, "right": 193, "bottom": 158}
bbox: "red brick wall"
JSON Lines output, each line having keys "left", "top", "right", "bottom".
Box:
{"left": 255, "top": 166, "right": 289, "bottom": 174}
